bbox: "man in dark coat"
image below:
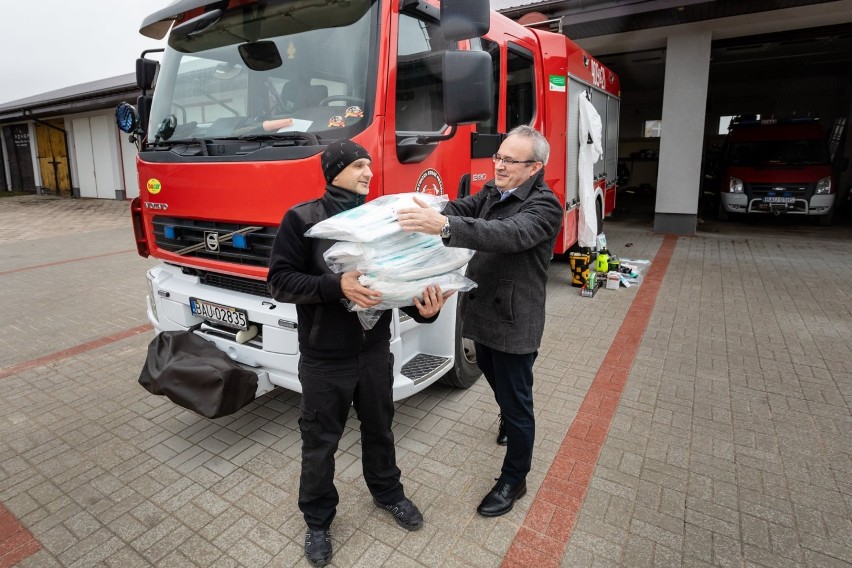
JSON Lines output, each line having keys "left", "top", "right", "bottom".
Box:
{"left": 267, "top": 139, "right": 447, "bottom": 567}
{"left": 397, "top": 125, "right": 563, "bottom": 517}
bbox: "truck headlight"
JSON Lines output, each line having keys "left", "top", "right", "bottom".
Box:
{"left": 148, "top": 277, "right": 159, "bottom": 322}
{"left": 729, "top": 177, "right": 743, "bottom": 193}
{"left": 815, "top": 176, "right": 832, "bottom": 195}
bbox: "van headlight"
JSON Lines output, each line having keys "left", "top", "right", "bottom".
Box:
{"left": 729, "top": 177, "right": 743, "bottom": 193}
{"left": 815, "top": 176, "right": 832, "bottom": 195}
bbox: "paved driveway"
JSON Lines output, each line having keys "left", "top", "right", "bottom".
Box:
{"left": 1, "top": 195, "right": 849, "bottom": 568}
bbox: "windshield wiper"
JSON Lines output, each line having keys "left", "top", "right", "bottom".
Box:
{"left": 211, "top": 131, "right": 319, "bottom": 146}
{"left": 148, "top": 137, "right": 210, "bottom": 156}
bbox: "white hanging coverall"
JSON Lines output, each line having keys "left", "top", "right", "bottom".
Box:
{"left": 577, "top": 92, "right": 603, "bottom": 249}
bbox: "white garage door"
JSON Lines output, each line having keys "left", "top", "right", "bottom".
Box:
{"left": 72, "top": 115, "right": 119, "bottom": 199}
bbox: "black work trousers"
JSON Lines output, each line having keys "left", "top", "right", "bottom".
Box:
{"left": 474, "top": 343, "right": 537, "bottom": 486}
{"left": 298, "top": 349, "right": 404, "bottom": 530}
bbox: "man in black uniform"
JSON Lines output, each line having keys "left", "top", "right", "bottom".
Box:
{"left": 267, "top": 139, "right": 446, "bottom": 567}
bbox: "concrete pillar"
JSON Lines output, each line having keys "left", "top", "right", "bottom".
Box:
{"left": 654, "top": 30, "right": 712, "bottom": 235}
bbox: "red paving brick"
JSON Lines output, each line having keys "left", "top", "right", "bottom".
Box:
{"left": 0, "top": 323, "right": 152, "bottom": 381}
{"left": 0, "top": 249, "right": 133, "bottom": 277}
{"left": 0, "top": 504, "right": 39, "bottom": 568}
{"left": 503, "top": 235, "right": 677, "bottom": 567}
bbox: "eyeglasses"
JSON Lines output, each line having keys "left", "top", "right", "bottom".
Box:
{"left": 492, "top": 154, "right": 537, "bottom": 166}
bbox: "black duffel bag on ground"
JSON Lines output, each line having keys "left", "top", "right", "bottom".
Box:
{"left": 139, "top": 329, "right": 258, "bottom": 419}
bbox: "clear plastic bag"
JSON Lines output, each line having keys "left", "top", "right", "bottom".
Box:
{"left": 355, "top": 271, "right": 476, "bottom": 311}
{"left": 306, "top": 193, "right": 448, "bottom": 242}
{"left": 324, "top": 232, "right": 441, "bottom": 273}
{"left": 361, "top": 246, "right": 474, "bottom": 281}
{"left": 619, "top": 258, "right": 651, "bottom": 284}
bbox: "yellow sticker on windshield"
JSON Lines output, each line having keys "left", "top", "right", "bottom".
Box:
{"left": 147, "top": 179, "right": 162, "bottom": 194}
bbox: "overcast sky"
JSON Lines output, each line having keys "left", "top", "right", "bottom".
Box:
{"left": 0, "top": 0, "right": 172, "bottom": 105}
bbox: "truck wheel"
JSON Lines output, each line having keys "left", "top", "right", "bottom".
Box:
{"left": 818, "top": 212, "right": 833, "bottom": 226}
{"left": 717, "top": 200, "right": 729, "bottom": 221}
{"left": 439, "top": 309, "right": 481, "bottom": 389}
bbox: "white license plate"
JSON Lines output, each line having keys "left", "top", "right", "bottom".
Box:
{"left": 763, "top": 196, "right": 795, "bottom": 203}
{"left": 190, "top": 297, "right": 248, "bottom": 330}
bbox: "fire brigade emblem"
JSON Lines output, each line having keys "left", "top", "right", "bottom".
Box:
{"left": 415, "top": 169, "right": 444, "bottom": 196}
{"left": 328, "top": 115, "right": 345, "bottom": 128}
{"left": 204, "top": 232, "right": 220, "bottom": 253}
{"left": 147, "top": 178, "right": 162, "bottom": 195}
{"left": 344, "top": 106, "right": 363, "bottom": 118}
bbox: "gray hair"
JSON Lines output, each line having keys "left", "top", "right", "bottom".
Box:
{"left": 507, "top": 125, "right": 550, "bottom": 165}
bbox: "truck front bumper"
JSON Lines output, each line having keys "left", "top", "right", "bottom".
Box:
{"left": 145, "top": 264, "right": 455, "bottom": 401}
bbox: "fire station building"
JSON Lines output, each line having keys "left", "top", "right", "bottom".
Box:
{"left": 1, "top": 0, "right": 851, "bottom": 235}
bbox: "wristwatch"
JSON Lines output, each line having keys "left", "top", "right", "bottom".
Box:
{"left": 440, "top": 218, "right": 451, "bottom": 239}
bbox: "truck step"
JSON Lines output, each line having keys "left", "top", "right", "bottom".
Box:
{"left": 401, "top": 353, "right": 452, "bottom": 385}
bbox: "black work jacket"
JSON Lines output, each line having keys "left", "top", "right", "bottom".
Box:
{"left": 267, "top": 184, "right": 433, "bottom": 359}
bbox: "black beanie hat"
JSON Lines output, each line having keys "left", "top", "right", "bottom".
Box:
{"left": 321, "top": 139, "right": 371, "bottom": 184}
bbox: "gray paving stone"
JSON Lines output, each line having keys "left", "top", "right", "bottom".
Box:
{"left": 3, "top": 198, "right": 852, "bottom": 567}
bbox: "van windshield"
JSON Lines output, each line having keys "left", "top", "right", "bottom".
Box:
{"left": 147, "top": 0, "right": 378, "bottom": 144}
{"left": 727, "top": 139, "right": 829, "bottom": 166}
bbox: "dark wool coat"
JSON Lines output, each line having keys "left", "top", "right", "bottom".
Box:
{"left": 442, "top": 170, "right": 563, "bottom": 354}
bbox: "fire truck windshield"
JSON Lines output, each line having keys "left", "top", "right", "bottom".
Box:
{"left": 147, "top": 0, "right": 378, "bottom": 146}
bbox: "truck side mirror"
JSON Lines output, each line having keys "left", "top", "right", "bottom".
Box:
{"left": 440, "top": 0, "right": 490, "bottom": 41}
{"left": 443, "top": 51, "right": 492, "bottom": 125}
{"left": 137, "top": 95, "right": 152, "bottom": 135}
{"left": 136, "top": 58, "right": 159, "bottom": 91}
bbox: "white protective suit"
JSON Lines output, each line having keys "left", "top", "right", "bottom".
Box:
{"left": 577, "top": 92, "right": 603, "bottom": 248}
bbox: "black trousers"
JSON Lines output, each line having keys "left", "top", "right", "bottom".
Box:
{"left": 298, "top": 349, "right": 405, "bottom": 530}
{"left": 475, "top": 343, "right": 537, "bottom": 486}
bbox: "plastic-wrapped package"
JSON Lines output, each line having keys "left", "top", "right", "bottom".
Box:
{"left": 360, "top": 246, "right": 474, "bottom": 280}
{"left": 355, "top": 271, "right": 476, "bottom": 311}
{"left": 324, "top": 232, "right": 440, "bottom": 273}
{"left": 308, "top": 193, "right": 478, "bottom": 329}
{"left": 306, "top": 193, "right": 448, "bottom": 242}
{"left": 326, "top": 236, "right": 472, "bottom": 280}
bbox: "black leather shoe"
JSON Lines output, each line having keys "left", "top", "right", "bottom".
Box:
{"left": 304, "top": 528, "right": 332, "bottom": 567}
{"left": 477, "top": 480, "right": 527, "bottom": 517}
{"left": 374, "top": 497, "right": 423, "bottom": 531}
{"left": 496, "top": 415, "right": 508, "bottom": 446}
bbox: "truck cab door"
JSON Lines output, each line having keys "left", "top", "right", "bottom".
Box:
{"left": 468, "top": 32, "right": 541, "bottom": 196}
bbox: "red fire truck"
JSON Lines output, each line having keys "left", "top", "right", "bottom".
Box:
{"left": 118, "top": 0, "right": 620, "bottom": 403}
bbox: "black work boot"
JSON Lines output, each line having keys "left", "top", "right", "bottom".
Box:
{"left": 496, "top": 414, "right": 508, "bottom": 446}
{"left": 304, "top": 528, "right": 332, "bottom": 567}
{"left": 374, "top": 497, "right": 424, "bottom": 531}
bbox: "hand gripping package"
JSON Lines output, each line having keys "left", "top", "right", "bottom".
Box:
{"left": 305, "top": 192, "right": 477, "bottom": 312}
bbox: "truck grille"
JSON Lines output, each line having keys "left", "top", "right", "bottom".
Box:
{"left": 197, "top": 270, "right": 271, "bottom": 298}
{"left": 749, "top": 183, "right": 809, "bottom": 198}
{"left": 153, "top": 216, "right": 276, "bottom": 267}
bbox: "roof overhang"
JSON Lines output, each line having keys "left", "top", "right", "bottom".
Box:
{"left": 0, "top": 86, "right": 135, "bottom": 124}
